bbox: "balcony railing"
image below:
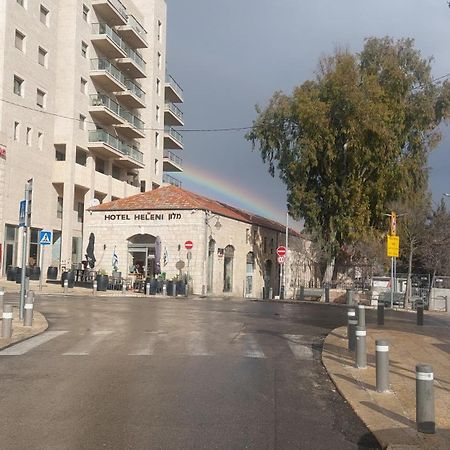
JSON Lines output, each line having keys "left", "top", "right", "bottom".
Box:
{"left": 165, "top": 102, "right": 183, "bottom": 121}
{"left": 164, "top": 150, "right": 183, "bottom": 167}
{"left": 166, "top": 74, "right": 183, "bottom": 99}
{"left": 124, "top": 46, "right": 145, "bottom": 70}
{"left": 163, "top": 174, "right": 182, "bottom": 188}
{"left": 120, "top": 110, "right": 144, "bottom": 130}
{"left": 92, "top": 23, "right": 127, "bottom": 52}
{"left": 89, "top": 129, "right": 143, "bottom": 164}
{"left": 124, "top": 78, "right": 145, "bottom": 101}
{"left": 128, "top": 15, "right": 148, "bottom": 43}
{"left": 90, "top": 58, "right": 126, "bottom": 86}
{"left": 165, "top": 126, "right": 183, "bottom": 144}
{"left": 103, "top": 0, "right": 128, "bottom": 21}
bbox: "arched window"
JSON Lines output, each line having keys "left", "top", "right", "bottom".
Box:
{"left": 223, "top": 245, "right": 234, "bottom": 292}
{"left": 245, "top": 252, "right": 255, "bottom": 296}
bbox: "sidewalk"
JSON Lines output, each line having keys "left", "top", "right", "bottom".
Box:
{"left": 322, "top": 316, "right": 450, "bottom": 449}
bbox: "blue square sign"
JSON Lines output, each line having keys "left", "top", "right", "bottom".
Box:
{"left": 39, "top": 230, "right": 52, "bottom": 246}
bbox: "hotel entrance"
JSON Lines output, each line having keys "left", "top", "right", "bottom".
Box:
{"left": 127, "top": 234, "right": 156, "bottom": 277}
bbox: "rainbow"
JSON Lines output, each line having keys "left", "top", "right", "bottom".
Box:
{"left": 179, "top": 163, "right": 288, "bottom": 223}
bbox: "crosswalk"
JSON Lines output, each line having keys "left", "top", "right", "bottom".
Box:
{"left": 0, "top": 330, "right": 320, "bottom": 360}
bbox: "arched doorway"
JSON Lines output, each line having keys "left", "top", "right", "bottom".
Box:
{"left": 207, "top": 239, "right": 215, "bottom": 293}
{"left": 223, "top": 245, "right": 234, "bottom": 292}
{"left": 127, "top": 234, "right": 156, "bottom": 277}
{"left": 245, "top": 252, "right": 254, "bottom": 297}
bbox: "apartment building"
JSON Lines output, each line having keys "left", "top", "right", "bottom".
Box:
{"left": 0, "top": 0, "right": 184, "bottom": 275}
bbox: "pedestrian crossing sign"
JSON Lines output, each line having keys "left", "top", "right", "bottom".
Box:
{"left": 39, "top": 230, "right": 52, "bottom": 246}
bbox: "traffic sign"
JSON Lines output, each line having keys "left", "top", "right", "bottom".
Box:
{"left": 18, "top": 200, "right": 26, "bottom": 227}
{"left": 277, "top": 256, "right": 285, "bottom": 264}
{"left": 386, "top": 235, "right": 400, "bottom": 258}
{"left": 185, "top": 240, "right": 193, "bottom": 250}
{"left": 276, "top": 246, "right": 287, "bottom": 257}
{"left": 39, "top": 230, "right": 53, "bottom": 246}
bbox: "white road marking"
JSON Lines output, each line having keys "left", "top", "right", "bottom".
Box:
{"left": 0, "top": 331, "right": 68, "bottom": 356}
{"left": 284, "top": 334, "right": 314, "bottom": 360}
{"left": 63, "top": 330, "right": 113, "bottom": 356}
{"left": 186, "top": 331, "right": 211, "bottom": 356}
{"left": 241, "top": 333, "right": 266, "bottom": 359}
{"left": 128, "top": 331, "right": 167, "bottom": 356}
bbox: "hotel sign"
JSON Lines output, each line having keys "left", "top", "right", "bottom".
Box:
{"left": 104, "top": 212, "right": 182, "bottom": 221}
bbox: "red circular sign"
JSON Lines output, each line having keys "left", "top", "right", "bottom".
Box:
{"left": 277, "top": 246, "right": 286, "bottom": 257}
{"left": 185, "top": 240, "right": 193, "bottom": 250}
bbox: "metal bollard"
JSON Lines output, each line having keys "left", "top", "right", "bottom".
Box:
{"left": 346, "top": 289, "right": 353, "bottom": 305}
{"left": 92, "top": 281, "right": 97, "bottom": 296}
{"left": 2, "top": 304, "right": 13, "bottom": 338}
{"left": 358, "top": 305, "right": 366, "bottom": 327}
{"left": 376, "top": 340, "right": 390, "bottom": 392}
{"left": 162, "top": 283, "right": 167, "bottom": 296}
{"left": 146, "top": 282, "right": 151, "bottom": 296}
{"left": 299, "top": 285, "right": 305, "bottom": 302}
{"left": 417, "top": 305, "right": 424, "bottom": 326}
{"left": 64, "top": 279, "right": 68, "bottom": 294}
{"left": 324, "top": 286, "right": 330, "bottom": 303}
{"left": 377, "top": 303, "right": 385, "bottom": 326}
{"left": 122, "top": 282, "right": 127, "bottom": 295}
{"left": 347, "top": 308, "right": 355, "bottom": 337}
{"left": 416, "top": 364, "right": 435, "bottom": 434}
{"left": 269, "top": 287, "right": 273, "bottom": 299}
{"left": 348, "top": 310, "right": 357, "bottom": 352}
{"left": 355, "top": 326, "right": 367, "bottom": 368}
{"left": 0, "top": 287, "right": 4, "bottom": 312}
{"left": 24, "top": 299, "right": 34, "bottom": 327}
{"left": 172, "top": 282, "right": 177, "bottom": 297}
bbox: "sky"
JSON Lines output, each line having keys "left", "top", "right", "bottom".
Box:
{"left": 165, "top": 0, "right": 450, "bottom": 227}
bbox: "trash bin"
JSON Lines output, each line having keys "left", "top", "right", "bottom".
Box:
{"left": 7, "top": 266, "right": 18, "bottom": 281}
{"left": 47, "top": 266, "right": 58, "bottom": 280}
{"left": 61, "top": 271, "right": 75, "bottom": 288}
{"left": 30, "top": 266, "right": 41, "bottom": 281}
{"left": 96, "top": 274, "right": 108, "bottom": 291}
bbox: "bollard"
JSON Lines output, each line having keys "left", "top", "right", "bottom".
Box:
{"left": 269, "top": 287, "right": 273, "bottom": 299}
{"left": 2, "top": 304, "right": 13, "bottom": 338}
{"left": 92, "top": 281, "right": 97, "bottom": 296}
{"left": 347, "top": 308, "right": 356, "bottom": 338}
{"left": 299, "top": 285, "right": 305, "bottom": 302}
{"left": 146, "top": 282, "right": 151, "bottom": 296}
{"left": 64, "top": 279, "right": 68, "bottom": 294}
{"left": 346, "top": 289, "right": 353, "bottom": 305}
{"left": 377, "top": 302, "right": 385, "bottom": 326}
{"left": 24, "top": 300, "right": 34, "bottom": 327}
{"left": 376, "top": 340, "right": 390, "bottom": 392}
{"left": 417, "top": 305, "right": 424, "bottom": 326}
{"left": 122, "top": 282, "right": 127, "bottom": 295}
{"left": 357, "top": 305, "right": 366, "bottom": 328}
{"left": 172, "top": 282, "right": 177, "bottom": 297}
{"left": 355, "top": 326, "right": 367, "bottom": 368}
{"left": 162, "top": 283, "right": 167, "bottom": 296}
{"left": 348, "top": 310, "right": 357, "bottom": 352}
{"left": 324, "top": 286, "right": 330, "bottom": 303}
{"left": 416, "top": 364, "right": 435, "bottom": 434}
{"left": 27, "top": 291, "right": 35, "bottom": 304}
{"left": 0, "top": 287, "right": 4, "bottom": 312}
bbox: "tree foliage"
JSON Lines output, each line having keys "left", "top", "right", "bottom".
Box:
{"left": 247, "top": 37, "right": 450, "bottom": 264}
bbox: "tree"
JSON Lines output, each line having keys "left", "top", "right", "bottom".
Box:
{"left": 247, "top": 37, "right": 450, "bottom": 281}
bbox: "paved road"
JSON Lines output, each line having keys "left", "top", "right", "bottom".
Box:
{"left": 0, "top": 297, "right": 380, "bottom": 450}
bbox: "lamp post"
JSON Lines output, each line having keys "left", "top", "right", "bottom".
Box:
{"left": 202, "top": 211, "right": 222, "bottom": 295}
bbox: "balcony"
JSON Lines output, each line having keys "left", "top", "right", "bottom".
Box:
{"left": 163, "top": 151, "right": 183, "bottom": 173}
{"left": 163, "top": 173, "right": 182, "bottom": 188}
{"left": 116, "top": 78, "right": 145, "bottom": 108}
{"left": 165, "top": 74, "right": 183, "bottom": 103}
{"left": 164, "top": 126, "right": 183, "bottom": 150}
{"left": 89, "top": 94, "right": 123, "bottom": 124}
{"left": 91, "top": 23, "right": 127, "bottom": 58}
{"left": 92, "top": 0, "right": 128, "bottom": 26}
{"left": 88, "top": 129, "right": 144, "bottom": 169}
{"left": 164, "top": 102, "right": 184, "bottom": 127}
{"left": 115, "top": 110, "right": 145, "bottom": 138}
{"left": 117, "top": 14, "right": 148, "bottom": 48}
{"left": 90, "top": 58, "right": 126, "bottom": 92}
{"left": 116, "top": 47, "right": 146, "bottom": 78}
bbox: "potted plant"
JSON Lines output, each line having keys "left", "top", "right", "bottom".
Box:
{"left": 96, "top": 269, "right": 109, "bottom": 291}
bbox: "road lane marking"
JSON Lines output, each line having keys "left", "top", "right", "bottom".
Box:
{"left": 0, "top": 331, "right": 68, "bottom": 355}
{"left": 241, "top": 333, "right": 266, "bottom": 359}
{"left": 62, "top": 330, "right": 113, "bottom": 356}
{"left": 186, "top": 331, "right": 211, "bottom": 356}
{"left": 284, "top": 334, "right": 314, "bottom": 360}
{"left": 128, "top": 331, "right": 167, "bottom": 356}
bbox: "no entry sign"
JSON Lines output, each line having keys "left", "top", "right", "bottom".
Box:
{"left": 276, "top": 246, "right": 286, "bottom": 257}
{"left": 185, "top": 240, "right": 193, "bottom": 250}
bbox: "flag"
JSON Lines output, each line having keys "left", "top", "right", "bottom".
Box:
{"left": 163, "top": 247, "right": 169, "bottom": 266}
{"left": 112, "top": 247, "right": 119, "bottom": 271}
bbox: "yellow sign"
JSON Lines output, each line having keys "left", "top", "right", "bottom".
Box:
{"left": 387, "top": 235, "right": 400, "bottom": 258}
{"left": 390, "top": 211, "right": 397, "bottom": 236}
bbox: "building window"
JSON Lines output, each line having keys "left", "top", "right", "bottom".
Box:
{"left": 112, "top": 165, "right": 121, "bottom": 180}
{"left": 155, "top": 132, "right": 159, "bottom": 147}
{"left": 13, "top": 75, "right": 24, "bottom": 96}
{"left": 156, "top": 105, "right": 160, "bottom": 122}
{"left": 140, "top": 180, "right": 146, "bottom": 193}
{"left": 15, "top": 30, "right": 25, "bottom": 52}
{"left": 157, "top": 52, "right": 162, "bottom": 69}
{"left": 223, "top": 245, "right": 235, "bottom": 293}
{"left": 82, "top": 4, "right": 89, "bottom": 21}
{"left": 55, "top": 144, "right": 65, "bottom": 160}
{"left": 77, "top": 202, "right": 84, "bottom": 223}
{"left": 156, "top": 78, "right": 161, "bottom": 95}
{"left": 57, "top": 196, "right": 63, "bottom": 219}
{"left": 38, "top": 46, "right": 47, "bottom": 67}
{"left": 37, "top": 132, "right": 43, "bottom": 150}
{"left": 80, "top": 77, "right": 87, "bottom": 94}
{"left": 36, "top": 89, "right": 46, "bottom": 108}
{"left": 79, "top": 114, "right": 85, "bottom": 130}
{"left": 17, "top": 0, "right": 25, "bottom": 6}
{"left": 76, "top": 147, "right": 87, "bottom": 166}
{"left": 26, "top": 127, "right": 32, "bottom": 146}
{"left": 81, "top": 41, "right": 88, "bottom": 58}
{"left": 157, "top": 20, "right": 162, "bottom": 41}
{"left": 154, "top": 158, "right": 158, "bottom": 174}
{"left": 40, "top": 5, "right": 49, "bottom": 26}
{"left": 95, "top": 158, "right": 105, "bottom": 174}
{"left": 14, "top": 121, "right": 20, "bottom": 141}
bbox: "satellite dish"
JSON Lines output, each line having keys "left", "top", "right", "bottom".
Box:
{"left": 88, "top": 198, "right": 100, "bottom": 208}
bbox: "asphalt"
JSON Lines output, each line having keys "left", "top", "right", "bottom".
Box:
{"left": 0, "top": 281, "right": 450, "bottom": 450}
